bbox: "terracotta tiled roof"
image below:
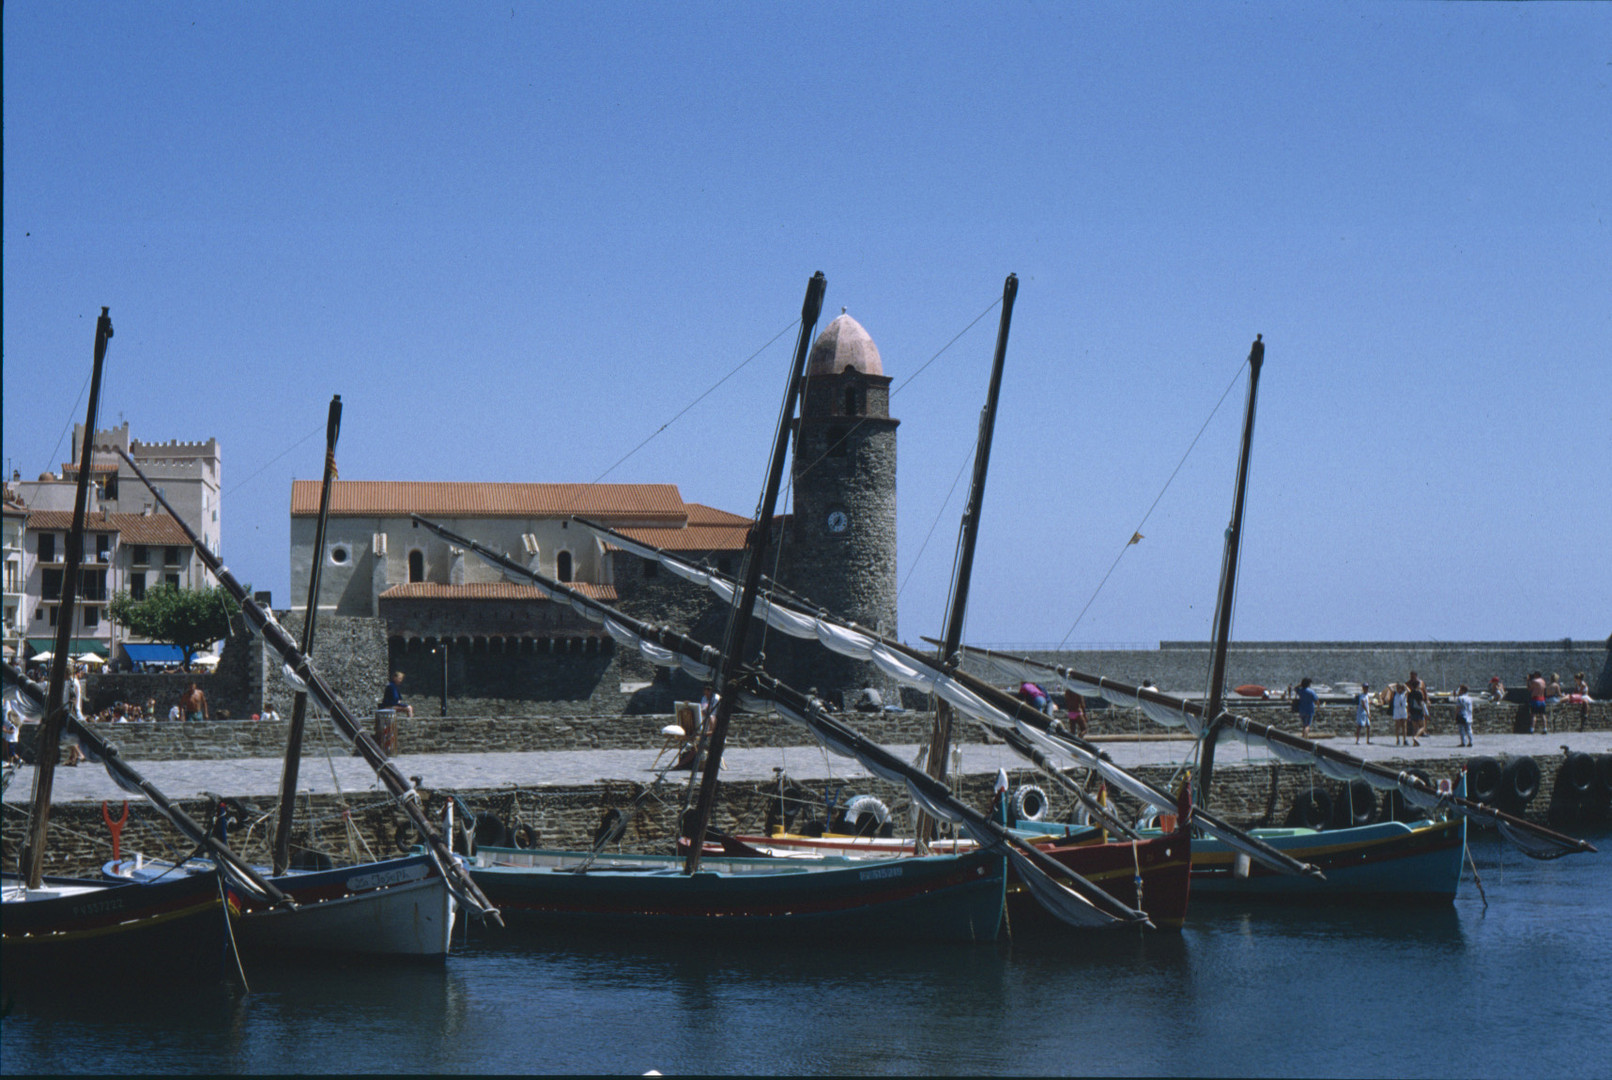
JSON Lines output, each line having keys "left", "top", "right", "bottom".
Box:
{"left": 61, "top": 462, "right": 120, "bottom": 474}
{"left": 614, "top": 501, "right": 753, "bottom": 552}
{"left": 291, "top": 480, "right": 688, "bottom": 521}
{"left": 378, "top": 582, "right": 619, "bottom": 602}
{"left": 25, "top": 511, "right": 193, "bottom": 545}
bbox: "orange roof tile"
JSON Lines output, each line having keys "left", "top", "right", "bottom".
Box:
{"left": 292, "top": 480, "right": 689, "bottom": 522}
{"left": 25, "top": 511, "right": 193, "bottom": 545}
{"left": 614, "top": 524, "right": 749, "bottom": 552}
{"left": 378, "top": 582, "right": 619, "bottom": 602}
{"left": 61, "top": 461, "right": 120, "bottom": 474}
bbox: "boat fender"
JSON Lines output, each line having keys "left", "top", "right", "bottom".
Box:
{"left": 396, "top": 822, "right": 417, "bottom": 853}
{"left": 1068, "top": 803, "right": 1091, "bottom": 829}
{"left": 1499, "top": 756, "right": 1541, "bottom": 808}
{"left": 1286, "top": 789, "right": 1332, "bottom": 830}
{"left": 1011, "top": 785, "right": 1049, "bottom": 823}
{"left": 475, "top": 812, "right": 508, "bottom": 850}
{"left": 1559, "top": 752, "right": 1596, "bottom": 798}
{"left": 1466, "top": 756, "right": 1503, "bottom": 803}
{"left": 512, "top": 825, "right": 537, "bottom": 849}
{"left": 844, "top": 795, "right": 890, "bottom": 837}
{"left": 1331, "top": 780, "right": 1376, "bottom": 828}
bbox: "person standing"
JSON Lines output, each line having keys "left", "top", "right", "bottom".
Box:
{"left": 1391, "top": 683, "right": 1409, "bottom": 746}
{"left": 1527, "top": 671, "right": 1548, "bottom": 734}
{"left": 1064, "top": 689, "right": 1089, "bottom": 739}
{"left": 1453, "top": 684, "right": 1476, "bottom": 748}
{"left": 2, "top": 696, "right": 22, "bottom": 765}
{"left": 1354, "top": 684, "right": 1373, "bottom": 745}
{"left": 181, "top": 681, "right": 209, "bottom": 722}
{"left": 1571, "top": 673, "right": 1592, "bottom": 731}
{"left": 1293, "top": 677, "right": 1319, "bottom": 738}
{"left": 1407, "top": 678, "right": 1428, "bottom": 745}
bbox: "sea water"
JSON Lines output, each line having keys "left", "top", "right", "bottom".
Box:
{"left": 2, "top": 828, "right": 1606, "bottom": 1078}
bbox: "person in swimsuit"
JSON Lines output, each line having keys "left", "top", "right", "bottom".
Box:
{"left": 181, "top": 681, "right": 209, "bottom": 722}
{"left": 1570, "top": 673, "right": 1592, "bottom": 730}
{"left": 1527, "top": 671, "right": 1548, "bottom": 733}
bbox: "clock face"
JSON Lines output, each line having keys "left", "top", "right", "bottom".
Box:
{"left": 826, "top": 510, "right": 850, "bottom": 534}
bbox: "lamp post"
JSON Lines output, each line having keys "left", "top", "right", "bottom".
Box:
{"left": 434, "top": 642, "right": 449, "bottom": 717}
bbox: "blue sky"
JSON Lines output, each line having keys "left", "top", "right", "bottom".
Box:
{"left": 4, "top": 2, "right": 1608, "bottom": 648}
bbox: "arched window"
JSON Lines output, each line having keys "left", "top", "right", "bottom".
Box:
{"left": 408, "top": 550, "right": 424, "bottom": 583}
{"left": 556, "top": 550, "right": 573, "bottom": 582}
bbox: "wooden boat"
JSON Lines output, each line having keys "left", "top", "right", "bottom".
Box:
{"left": 469, "top": 845, "right": 1007, "bottom": 942}
{"left": 104, "top": 851, "right": 458, "bottom": 957}
{"left": 2, "top": 868, "right": 239, "bottom": 986}
{"left": 413, "top": 275, "right": 1149, "bottom": 936}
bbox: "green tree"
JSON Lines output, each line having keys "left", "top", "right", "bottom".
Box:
{"left": 109, "top": 585, "right": 240, "bottom": 668}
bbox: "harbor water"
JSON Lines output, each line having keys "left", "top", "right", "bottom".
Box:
{"left": 2, "top": 828, "right": 1606, "bottom": 1077}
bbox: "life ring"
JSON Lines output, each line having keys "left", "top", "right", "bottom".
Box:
{"left": 1331, "top": 780, "right": 1376, "bottom": 828}
{"left": 1466, "top": 756, "right": 1503, "bottom": 803}
{"left": 512, "top": 824, "right": 537, "bottom": 849}
{"left": 1499, "top": 756, "right": 1541, "bottom": 809}
{"left": 1558, "top": 753, "right": 1596, "bottom": 798}
{"left": 1011, "top": 785, "right": 1049, "bottom": 823}
{"left": 844, "top": 795, "right": 890, "bottom": 837}
{"left": 1286, "top": 789, "right": 1332, "bottom": 830}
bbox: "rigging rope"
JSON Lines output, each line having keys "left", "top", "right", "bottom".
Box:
{"left": 1056, "top": 358, "right": 1250, "bottom": 650}
{"left": 224, "top": 420, "right": 325, "bottom": 498}
{"left": 588, "top": 318, "right": 800, "bottom": 487}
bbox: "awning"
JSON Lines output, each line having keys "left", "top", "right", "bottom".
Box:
{"left": 26, "top": 637, "right": 108, "bottom": 657}
{"left": 122, "top": 643, "right": 187, "bottom": 666}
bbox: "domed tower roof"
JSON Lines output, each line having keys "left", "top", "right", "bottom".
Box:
{"left": 806, "top": 312, "right": 883, "bottom": 378}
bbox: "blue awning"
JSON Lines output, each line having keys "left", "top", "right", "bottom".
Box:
{"left": 121, "top": 643, "right": 187, "bottom": 665}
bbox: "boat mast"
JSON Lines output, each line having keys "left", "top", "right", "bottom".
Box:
{"left": 682, "top": 272, "right": 826, "bottom": 875}
{"left": 272, "top": 394, "right": 342, "bottom": 875}
{"left": 1197, "top": 334, "right": 1264, "bottom": 807}
{"left": 917, "top": 273, "right": 1017, "bottom": 844}
{"left": 21, "top": 307, "right": 113, "bottom": 889}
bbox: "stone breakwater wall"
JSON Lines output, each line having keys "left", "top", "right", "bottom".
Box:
{"left": 5, "top": 753, "right": 1587, "bottom": 881}
{"left": 20, "top": 701, "right": 1607, "bottom": 763}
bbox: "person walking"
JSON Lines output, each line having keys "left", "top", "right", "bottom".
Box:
{"left": 1453, "top": 684, "right": 1476, "bottom": 747}
{"left": 1354, "top": 684, "right": 1373, "bottom": 745}
{"left": 1407, "top": 677, "right": 1428, "bottom": 745}
{"left": 1293, "top": 677, "right": 1319, "bottom": 738}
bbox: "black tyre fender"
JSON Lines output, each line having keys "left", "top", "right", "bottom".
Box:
{"left": 1466, "top": 756, "right": 1503, "bottom": 803}
{"left": 512, "top": 824, "right": 538, "bottom": 849}
{"left": 473, "top": 811, "right": 506, "bottom": 850}
{"left": 395, "top": 822, "right": 417, "bottom": 853}
{"left": 1499, "top": 756, "right": 1541, "bottom": 807}
{"left": 1560, "top": 753, "right": 1596, "bottom": 797}
{"left": 1332, "top": 780, "right": 1376, "bottom": 828}
{"left": 1287, "top": 788, "right": 1332, "bottom": 830}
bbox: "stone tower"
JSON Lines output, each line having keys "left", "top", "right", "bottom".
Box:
{"left": 775, "top": 312, "right": 900, "bottom": 704}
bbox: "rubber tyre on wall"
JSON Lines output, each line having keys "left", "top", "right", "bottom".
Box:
{"left": 1331, "top": 780, "right": 1376, "bottom": 828}
{"left": 1011, "top": 785, "right": 1049, "bottom": 823}
{"left": 1560, "top": 753, "right": 1596, "bottom": 798}
{"left": 1287, "top": 788, "right": 1332, "bottom": 830}
{"left": 1466, "top": 757, "right": 1503, "bottom": 803}
{"left": 474, "top": 812, "right": 507, "bottom": 850}
{"left": 1497, "top": 756, "right": 1541, "bottom": 811}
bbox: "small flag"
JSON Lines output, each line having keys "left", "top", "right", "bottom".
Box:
{"left": 1128, "top": 532, "right": 1144, "bottom": 545}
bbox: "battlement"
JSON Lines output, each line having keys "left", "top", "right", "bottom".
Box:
{"left": 130, "top": 437, "right": 220, "bottom": 458}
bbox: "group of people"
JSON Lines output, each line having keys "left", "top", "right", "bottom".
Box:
{"left": 1328, "top": 671, "right": 1459, "bottom": 747}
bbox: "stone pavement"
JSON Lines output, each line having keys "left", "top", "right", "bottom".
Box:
{"left": 5, "top": 731, "right": 1607, "bottom": 805}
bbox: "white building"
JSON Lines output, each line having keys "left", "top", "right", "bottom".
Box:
{"left": 2, "top": 495, "right": 26, "bottom": 658}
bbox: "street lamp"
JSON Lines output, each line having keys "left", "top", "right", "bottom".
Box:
{"left": 433, "top": 642, "right": 449, "bottom": 717}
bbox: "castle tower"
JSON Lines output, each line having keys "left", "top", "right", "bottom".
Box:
{"left": 777, "top": 312, "right": 899, "bottom": 704}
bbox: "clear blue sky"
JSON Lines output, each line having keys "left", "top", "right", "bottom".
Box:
{"left": 5, "top": 3, "right": 1608, "bottom": 648}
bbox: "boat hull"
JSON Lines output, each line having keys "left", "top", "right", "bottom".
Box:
{"left": 470, "top": 847, "right": 1006, "bottom": 943}
{"left": 2, "top": 870, "right": 236, "bottom": 986}
{"left": 1188, "top": 817, "right": 1465, "bottom": 903}
{"left": 1013, "top": 826, "right": 1193, "bottom": 930}
{"left": 106, "top": 853, "right": 457, "bottom": 958}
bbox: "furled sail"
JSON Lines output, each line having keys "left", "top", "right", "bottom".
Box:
{"left": 409, "top": 512, "right": 1153, "bottom": 929}
{"left": 957, "top": 646, "right": 1596, "bottom": 860}
{"left": 570, "top": 517, "right": 1322, "bottom": 879}
{"left": 116, "top": 450, "right": 503, "bottom": 921}
{"left": 3, "top": 660, "right": 288, "bottom": 905}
